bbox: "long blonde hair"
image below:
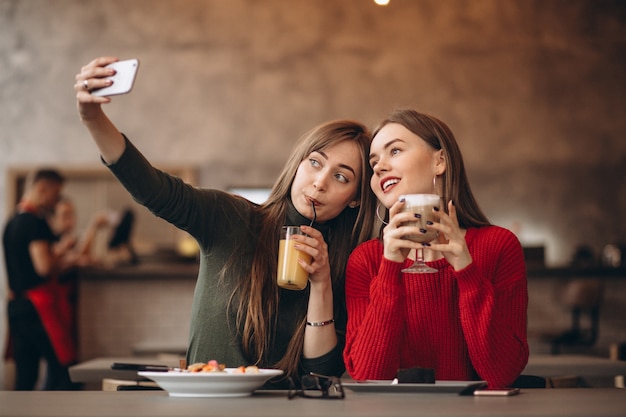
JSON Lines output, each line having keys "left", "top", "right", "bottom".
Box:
{"left": 229, "top": 120, "right": 376, "bottom": 379}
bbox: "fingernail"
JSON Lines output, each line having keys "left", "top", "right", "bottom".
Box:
{"left": 420, "top": 228, "right": 427, "bottom": 233}
{"left": 433, "top": 206, "right": 440, "bottom": 212}
{"left": 414, "top": 213, "right": 421, "bottom": 218}
{"left": 399, "top": 197, "right": 406, "bottom": 203}
{"left": 423, "top": 242, "right": 431, "bottom": 247}
{"left": 426, "top": 221, "right": 433, "bottom": 225}
{"left": 451, "top": 200, "right": 455, "bottom": 206}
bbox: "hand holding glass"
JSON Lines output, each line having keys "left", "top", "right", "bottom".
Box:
{"left": 399, "top": 194, "right": 441, "bottom": 273}
{"left": 277, "top": 226, "right": 312, "bottom": 290}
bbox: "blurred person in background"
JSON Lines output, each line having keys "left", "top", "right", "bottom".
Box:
{"left": 48, "top": 198, "right": 109, "bottom": 266}
{"left": 2, "top": 169, "right": 78, "bottom": 390}
{"left": 47, "top": 197, "right": 111, "bottom": 366}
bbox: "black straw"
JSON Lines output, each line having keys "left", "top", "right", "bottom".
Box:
{"left": 310, "top": 201, "right": 316, "bottom": 227}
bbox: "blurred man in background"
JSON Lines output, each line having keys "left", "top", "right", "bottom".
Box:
{"left": 2, "top": 168, "right": 77, "bottom": 390}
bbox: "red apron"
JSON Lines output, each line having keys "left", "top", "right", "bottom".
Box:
{"left": 26, "top": 280, "right": 76, "bottom": 366}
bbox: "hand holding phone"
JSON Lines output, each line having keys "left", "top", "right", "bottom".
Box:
{"left": 92, "top": 59, "right": 140, "bottom": 97}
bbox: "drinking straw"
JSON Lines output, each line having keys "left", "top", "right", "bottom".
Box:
{"left": 310, "top": 201, "right": 316, "bottom": 227}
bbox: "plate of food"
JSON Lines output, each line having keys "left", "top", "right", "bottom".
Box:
{"left": 343, "top": 380, "right": 487, "bottom": 395}
{"left": 138, "top": 361, "right": 284, "bottom": 397}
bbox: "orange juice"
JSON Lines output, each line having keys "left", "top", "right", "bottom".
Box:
{"left": 277, "top": 227, "right": 312, "bottom": 290}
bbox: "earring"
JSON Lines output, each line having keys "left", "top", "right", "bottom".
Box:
{"left": 348, "top": 202, "right": 358, "bottom": 209}
{"left": 376, "top": 202, "right": 389, "bottom": 225}
{"left": 433, "top": 175, "right": 438, "bottom": 196}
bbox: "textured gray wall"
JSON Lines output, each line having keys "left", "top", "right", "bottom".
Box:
{"left": 1, "top": 0, "right": 625, "bottom": 386}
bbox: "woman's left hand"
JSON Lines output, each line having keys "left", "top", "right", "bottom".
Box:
{"left": 298, "top": 225, "right": 336, "bottom": 358}
{"left": 294, "top": 225, "right": 331, "bottom": 287}
{"left": 427, "top": 200, "right": 473, "bottom": 271}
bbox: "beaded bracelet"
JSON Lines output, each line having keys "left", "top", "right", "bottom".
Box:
{"left": 306, "top": 319, "right": 335, "bottom": 327}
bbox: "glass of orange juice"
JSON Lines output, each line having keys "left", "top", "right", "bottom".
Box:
{"left": 277, "top": 226, "right": 312, "bottom": 290}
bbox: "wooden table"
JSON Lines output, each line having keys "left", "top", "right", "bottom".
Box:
{"left": 1, "top": 388, "right": 625, "bottom": 417}
{"left": 70, "top": 355, "right": 626, "bottom": 389}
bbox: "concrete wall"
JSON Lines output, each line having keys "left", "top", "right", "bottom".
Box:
{"left": 2, "top": 0, "right": 625, "bottom": 387}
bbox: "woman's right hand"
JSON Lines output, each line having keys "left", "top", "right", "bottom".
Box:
{"left": 382, "top": 199, "right": 423, "bottom": 263}
{"left": 74, "top": 57, "right": 119, "bottom": 120}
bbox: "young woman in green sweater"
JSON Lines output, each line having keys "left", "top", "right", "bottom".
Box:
{"left": 74, "top": 57, "right": 377, "bottom": 386}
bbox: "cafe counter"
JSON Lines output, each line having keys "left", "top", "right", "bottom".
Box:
{"left": 76, "top": 261, "right": 198, "bottom": 360}
{"left": 79, "top": 260, "right": 199, "bottom": 281}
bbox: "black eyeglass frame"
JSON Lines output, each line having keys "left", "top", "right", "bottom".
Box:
{"left": 287, "top": 372, "right": 345, "bottom": 400}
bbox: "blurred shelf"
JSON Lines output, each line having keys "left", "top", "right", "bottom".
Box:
{"left": 79, "top": 261, "right": 198, "bottom": 281}
{"left": 527, "top": 267, "right": 626, "bottom": 279}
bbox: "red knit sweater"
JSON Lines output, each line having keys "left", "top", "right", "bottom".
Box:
{"left": 343, "top": 226, "right": 528, "bottom": 388}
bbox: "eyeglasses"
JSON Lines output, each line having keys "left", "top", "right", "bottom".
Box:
{"left": 288, "top": 372, "right": 345, "bottom": 400}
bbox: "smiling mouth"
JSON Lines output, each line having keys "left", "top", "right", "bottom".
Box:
{"left": 381, "top": 178, "right": 399, "bottom": 192}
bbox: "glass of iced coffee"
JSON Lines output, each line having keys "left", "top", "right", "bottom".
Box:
{"left": 399, "top": 194, "right": 441, "bottom": 273}
{"left": 277, "top": 226, "right": 312, "bottom": 290}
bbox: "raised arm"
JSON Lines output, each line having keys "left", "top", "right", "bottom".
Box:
{"left": 74, "top": 57, "right": 127, "bottom": 164}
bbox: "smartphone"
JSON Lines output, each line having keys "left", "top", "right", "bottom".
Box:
{"left": 111, "top": 362, "right": 170, "bottom": 372}
{"left": 474, "top": 387, "right": 520, "bottom": 396}
{"left": 92, "top": 59, "right": 140, "bottom": 97}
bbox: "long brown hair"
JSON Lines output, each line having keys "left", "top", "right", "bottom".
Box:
{"left": 373, "top": 109, "right": 490, "bottom": 231}
{"left": 230, "top": 120, "right": 376, "bottom": 378}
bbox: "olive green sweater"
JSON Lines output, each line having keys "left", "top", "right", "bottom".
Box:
{"left": 107, "top": 138, "right": 345, "bottom": 386}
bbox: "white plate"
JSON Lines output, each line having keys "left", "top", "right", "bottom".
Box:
{"left": 138, "top": 369, "right": 284, "bottom": 397}
{"left": 343, "top": 380, "right": 486, "bottom": 394}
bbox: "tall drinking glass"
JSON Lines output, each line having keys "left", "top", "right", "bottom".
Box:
{"left": 399, "top": 194, "right": 441, "bottom": 273}
{"left": 277, "top": 226, "right": 312, "bottom": 290}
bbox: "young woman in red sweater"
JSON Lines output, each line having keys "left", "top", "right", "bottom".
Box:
{"left": 343, "top": 109, "right": 528, "bottom": 389}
